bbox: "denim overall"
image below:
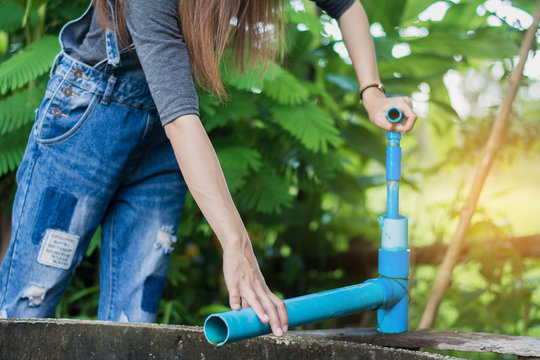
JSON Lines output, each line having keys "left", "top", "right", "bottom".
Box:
{"left": 0, "top": 4, "right": 188, "bottom": 322}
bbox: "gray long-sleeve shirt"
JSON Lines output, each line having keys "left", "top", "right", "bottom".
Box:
{"left": 68, "top": 0, "right": 355, "bottom": 126}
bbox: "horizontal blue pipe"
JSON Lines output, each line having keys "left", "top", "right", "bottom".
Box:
{"left": 204, "top": 278, "right": 407, "bottom": 346}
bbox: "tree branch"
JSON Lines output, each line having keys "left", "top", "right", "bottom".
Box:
{"left": 417, "top": 0, "right": 540, "bottom": 329}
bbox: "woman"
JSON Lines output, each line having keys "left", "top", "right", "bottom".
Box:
{"left": 0, "top": 0, "right": 417, "bottom": 338}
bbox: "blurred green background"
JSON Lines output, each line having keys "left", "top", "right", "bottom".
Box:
{"left": 1, "top": 0, "right": 539, "bottom": 358}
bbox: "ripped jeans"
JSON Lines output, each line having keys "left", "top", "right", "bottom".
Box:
{"left": 0, "top": 53, "right": 187, "bottom": 322}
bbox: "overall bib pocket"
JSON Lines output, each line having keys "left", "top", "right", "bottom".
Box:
{"left": 36, "top": 75, "right": 99, "bottom": 145}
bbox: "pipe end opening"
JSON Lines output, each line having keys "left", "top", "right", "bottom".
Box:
{"left": 386, "top": 107, "right": 402, "bottom": 123}
{"left": 204, "top": 315, "right": 229, "bottom": 346}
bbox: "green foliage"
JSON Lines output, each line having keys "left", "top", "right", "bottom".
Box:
{"left": 0, "top": 124, "right": 29, "bottom": 175}
{"left": 408, "top": 27, "right": 519, "bottom": 61}
{"left": 286, "top": 5, "right": 324, "bottom": 36}
{"left": 362, "top": 0, "right": 407, "bottom": 35}
{"left": 0, "top": 1, "right": 58, "bottom": 176}
{"left": 0, "top": 1, "right": 26, "bottom": 32}
{"left": 401, "top": 0, "right": 435, "bottom": 26}
{"left": 9, "top": 0, "right": 49, "bottom": 10}
{"left": 236, "top": 168, "right": 293, "bottom": 214}
{"left": 216, "top": 145, "right": 262, "bottom": 193}
{"left": 199, "top": 90, "right": 258, "bottom": 131}
{"left": 264, "top": 69, "right": 309, "bottom": 105}
{"left": 0, "top": 35, "right": 59, "bottom": 94}
{"left": 271, "top": 102, "right": 341, "bottom": 153}
{"left": 0, "top": 85, "right": 43, "bottom": 134}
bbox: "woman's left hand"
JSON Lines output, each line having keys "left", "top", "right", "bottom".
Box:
{"left": 362, "top": 89, "right": 418, "bottom": 133}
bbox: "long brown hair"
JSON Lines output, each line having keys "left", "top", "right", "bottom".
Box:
{"left": 95, "top": 0, "right": 284, "bottom": 99}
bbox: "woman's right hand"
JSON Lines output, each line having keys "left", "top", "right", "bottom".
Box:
{"left": 363, "top": 89, "right": 418, "bottom": 133}
{"left": 222, "top": 238, "right": 289, "bottom": 337}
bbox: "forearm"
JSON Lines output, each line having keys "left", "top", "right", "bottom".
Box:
{"left": 338, "top": 1, "right": 384, "bottom": 104}
{"left": 338, "top": 1, "right": 380, "bottom": 84}
{"left": 164, "top": 114, "right": 248, "bottom": 251}
{"left": 337, "top": 1, "right": 417, "bottom": 132}
{"left": 165, "top": 114, "right": 288, "bottom": 334}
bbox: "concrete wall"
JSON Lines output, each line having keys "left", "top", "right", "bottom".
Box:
{"left": 0, "top": 319, "right": 461, "bottom": 360}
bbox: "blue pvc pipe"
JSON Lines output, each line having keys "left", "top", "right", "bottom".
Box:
{"left": 204, "top": 107, "right": 410, "bottom": 345}
{"left": 378, "top": 107, "right": 409, "bottom": 333}
{"left": 386, "top": 145, "right": 401, "bottom": 181}
{"left": 204, "top": 277, "right": 406, "bottom": 346}
{"left": 385, "top": 119, "right": 402, "bottom": 220}
{"left": 386, "top": 181, "right": 399, "bottom": 219}
{"left": 386, "top": 107, "right": 403, "bottom": 123}
{"left": 379, "top": 215, "right": 408, "bottom": 250}
{"left": 378, "top": 215, "right": 409, "bottom": 333}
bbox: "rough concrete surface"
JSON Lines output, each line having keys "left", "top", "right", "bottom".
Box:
{"left": 0, "top": 319, "right": 462, "bottom": 359}
{"left": 293, "top": 328, "right": 540, "bottom": 357}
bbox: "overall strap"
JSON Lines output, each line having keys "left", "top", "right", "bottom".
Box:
{"left": 103, "top": 28, "right": 119, "bottom": 105}
{"left": 105, "top": 29, "right": 121, "bottom": 68}
{"left": 105, "top": 0, "right": 121, "bottom": 68}
{"left": 102, "top": 0, "right": 120, "bottom": 104}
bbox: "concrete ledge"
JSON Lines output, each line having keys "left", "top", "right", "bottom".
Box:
{"left": 0, "top": 319, "right": 461, "bottom": 359}
{"left": 292, "top": 328, "right": 540, "bottom": 357}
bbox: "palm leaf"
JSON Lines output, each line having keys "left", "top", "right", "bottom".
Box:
{"left": 204, "top": 93, "right": 259, "bottom": 132}
{"left": 223, "top": 64, "right": 266, "bottom": 91}
{"left": 0, "top": 85, "right": 44, "bottom": 134}
{"left": 0, "top": 35, "right": 60, "bottom": 94}
{"left": 0, "top": 124, "right": 31, "bottom": 176}
{"left": 223, "top": 61, "right": 280, "bottom": 91}
{"left": 263, "top": 69, "right": 309, "bottom": 105}
{"left": 236, "top": 169, "right": 293, "bottom": 214}
{"left": 271, "top": 102, "right": 342, "bottom": 153}
{"left": 216, "top": 145, "right": 262, "bottom": 193}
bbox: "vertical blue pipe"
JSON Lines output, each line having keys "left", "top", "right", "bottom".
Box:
{"left": 386, "top": 181, "right": 399, "bottom": 219}
{"left": 377, "top": 108, "right": 410, "bottom": 333}
{"left": 386, "top": 126, "right": 402, "bottom": 220}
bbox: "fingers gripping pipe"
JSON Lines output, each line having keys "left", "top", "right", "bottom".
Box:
{"left": 204, "top": 108, "right": 410, "bottom": 345}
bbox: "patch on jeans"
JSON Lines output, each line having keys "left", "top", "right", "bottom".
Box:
{"left": 37, "top": 229, "right": 80, "bottom": 270}
{"left": 0, "top": 309, "right": 7, "bottom": 318}
{"left": 32, "top": 187, "right": 77, "bottom": 244}
{"left": 141, "top": 275, "right": 167, "bottom": 313}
